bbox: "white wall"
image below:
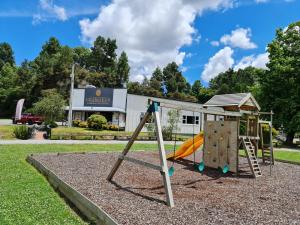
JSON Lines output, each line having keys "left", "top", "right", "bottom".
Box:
{"left": 125, "top": 94, "right": 204, "bottom": 134}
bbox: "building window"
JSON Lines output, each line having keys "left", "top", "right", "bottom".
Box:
{"left": 182, "top": 115, "right": 199, "bottom": 125}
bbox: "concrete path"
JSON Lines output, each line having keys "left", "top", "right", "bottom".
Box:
{"left": 0, "top": 119, "right": 12, "bottom": 125}
{"left": 0, "top": 140, "right": 182, "bottom": 145}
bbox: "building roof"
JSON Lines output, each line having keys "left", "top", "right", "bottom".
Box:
{"left": 203, "top": 93, "right": 261, "bottom": 111}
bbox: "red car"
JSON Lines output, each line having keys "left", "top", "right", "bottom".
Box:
{"left": 13, "top": 113, "right": 44, "bottom": 125}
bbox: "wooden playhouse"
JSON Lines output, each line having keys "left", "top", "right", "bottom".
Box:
{"left": 202, "top": 93, "right": 274, "bottom": 178}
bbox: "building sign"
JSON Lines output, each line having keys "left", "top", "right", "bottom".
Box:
{"left": 84, "top": 88, "right": 113, "bottom": 107}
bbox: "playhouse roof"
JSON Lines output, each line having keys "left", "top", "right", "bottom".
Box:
{"left": 203, "top": 93, "right": 261, "bottom": 111}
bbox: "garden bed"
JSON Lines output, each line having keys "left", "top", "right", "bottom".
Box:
{"left": 29, "top": 151, "right": 300, "bottom": 225}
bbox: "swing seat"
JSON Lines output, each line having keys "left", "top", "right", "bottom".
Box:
{"left": 168, "top": 166, "right": 175, "bottom": 177}
{"left": 198, "top": 162, "right": 205, "bottom": 172}
{"left": 222, "top": 165, "right": 229, "bottom": 174}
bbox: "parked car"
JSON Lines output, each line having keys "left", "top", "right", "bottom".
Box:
{"left": 13, "top": 113, "right": 44, "bottom": 125}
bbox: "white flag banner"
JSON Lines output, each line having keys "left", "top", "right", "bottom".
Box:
{"left": 15, "top": 99, "right": 25, "bottom": 120}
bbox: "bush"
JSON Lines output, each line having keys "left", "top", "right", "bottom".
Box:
{"left": 261, "top": 124, "right": 279, "bottom": 144}
{"left": 13, "top": 125, "right": 34, "bottom": 140}
{"left": 72, "top": 120, "right": 81, "bottom": 127}
{"left": 44, "top": 120, "right": 58, "bottom": 128}
{"left": 108, "top": 124, "right": 119, "bottom": 131}
{"left": 162, "top": 126, "right": 173, "bottom": 141}
{"left": 78, "top": 121, "right": 88, "bottom": 128}
{"left": 87, "top": 114, "right": 107, "bottom": 130}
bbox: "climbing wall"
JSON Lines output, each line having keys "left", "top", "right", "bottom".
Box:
{"left": 204, "top": 121, "right": 238, "bottom": 173}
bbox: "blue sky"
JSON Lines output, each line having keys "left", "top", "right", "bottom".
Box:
{"left": 0, "top": 0, "right": 299, "bottom": 86}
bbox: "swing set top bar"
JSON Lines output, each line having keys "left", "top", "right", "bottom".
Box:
{"left": 148, "top": 98, "right": 242, "bottom": 117}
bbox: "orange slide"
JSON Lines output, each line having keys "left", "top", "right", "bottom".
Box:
{"left": 167, "top": 133, "right": 204, "bottom": 160}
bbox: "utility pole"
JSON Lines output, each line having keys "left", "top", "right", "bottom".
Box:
{"left": 68, "top": 64, "right": 75, "bottom": 127}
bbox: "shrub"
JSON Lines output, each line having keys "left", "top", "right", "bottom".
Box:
{"left": 13, "top": 125, "right": 34, "bottom": 140}
{"left": 78, "top": 121, "right": 88, "bottom": 128}
{"left": 261, "top": 124, "right": 279, "bottom": 144}
{"left": 108, "top": 124, "right": 119, "bottom": 131}
{"left": 87, "top": 114, "right": 107, "bottom": 130}
{"left": 162, "top": 126, "right": 173, "bottom": 141}
{"left": 72, "top": 120, "right": 81, "bottom": 127}
{"left": 44, "top": 120, "right": 58, "bottom": 128}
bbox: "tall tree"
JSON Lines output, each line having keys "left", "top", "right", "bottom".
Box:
{"left": 150, "top": 67, "right": 163, "bottom": 93}
{"left": 89, "top": 36, "right": 117, "bottom": 71}
{"left": 116, "top": 51, "right": 130, "bottom": 87}
{"left": 0, "top": 42, "right": 15, "bottom": 69}
{"left": 192, "top": 80, "right": 203, "bottom": 96}
{"left": 259, "top": 21, "right": 300, "bottom": 145}
{"left": 209, "top": 67, "right": 263, "bottom": 95}
{"left": 163, "top": 62, "right": 189, "bottom": 94}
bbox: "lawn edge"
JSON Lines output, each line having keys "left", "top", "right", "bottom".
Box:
{"left": 26, "top": 154, "right": 119, "bottom": 225}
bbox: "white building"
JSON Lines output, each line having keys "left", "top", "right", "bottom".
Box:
{"left": 66, "top": 88, "right": 204, "bottom": 134}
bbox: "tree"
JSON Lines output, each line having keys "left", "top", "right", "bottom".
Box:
{"left": 192, "top": 80, "right": 202, "bottom": 96}
{"left": 40, "top": 37, "right": 61, "bottom": 56}
{"left": 89, "top": 36, "right": 117, "bottom": 71}
{"left": 0, "top": 63, "right": 19, "bottom": 116}
{"left": 163, "top": 62, "right": 189, "bottom": 95}
{"left": 162, "top": 109, "right": 181, "bottom": 140}
{"left": 259, "top": 21, "right": 300, "bottom": 145}
{"left": 31, "top": 89, "right": 66, "bottom": 122}
{"left": 116, "top": 51, "right": 130, "bottom": 87}
{"left": 73, "top": 46, "right": 90, "bottom": 67}
{"left": 0, "top": 42, "right": 15, "bottom": 69}
{"left": 209, "top": 67, "right": 263, "bottom": 95}
{"left": 150, "top": 67, "right": 163, "bottom": 94}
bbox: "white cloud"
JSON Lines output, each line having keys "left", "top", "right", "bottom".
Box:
{"left": 210, "top": 40, "right": 220, "bottom": 46}
{"left": 220, "top": 27, "right": 257, "bottom": 49}
{"left": 79, "top": 0, "right": 234, "bottom": 81}
{"left": 33, "top": 0, "right": 67, "bottom": 24}
{"left": 201, "top": 47, "right": 234, "bottom": 82}
{"left": 234, "top": 53, "right": 269, "bottom": 70}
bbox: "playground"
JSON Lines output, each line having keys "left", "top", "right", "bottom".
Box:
{"left": 25, "top": 93, "right": 300, "bottom": 224}
{"left": 30, "top": 151, "right": 299, "bottom": 225}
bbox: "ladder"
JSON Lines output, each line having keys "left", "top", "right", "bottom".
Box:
{"left": 262, "top": 146, "right": 274, "bottom": 165}
{"left": 242, "top": 137, "right": 262, "bottom": 178}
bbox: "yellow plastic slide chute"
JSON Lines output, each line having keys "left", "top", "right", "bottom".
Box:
{"left": 167, "top": 132, "right": 204, "bottom": 160}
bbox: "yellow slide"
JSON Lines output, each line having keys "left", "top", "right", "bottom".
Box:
{"left": 167, "top": 133, "right": 204, "bottom": 160}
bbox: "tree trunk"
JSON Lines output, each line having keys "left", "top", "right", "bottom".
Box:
{"left": 285, "top": 132, "right": 295, "bottom": 146}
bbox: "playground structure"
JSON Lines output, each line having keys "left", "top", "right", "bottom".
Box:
{"left": 107, "top": 93, "right": 274, "bottom": 207}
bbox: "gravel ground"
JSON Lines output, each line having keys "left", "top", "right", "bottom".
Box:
{"left": 32, "top": 151, "right": 300, "bottom": 225}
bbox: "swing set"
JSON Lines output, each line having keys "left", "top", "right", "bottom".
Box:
{"left": 107, "top": 93, "right": 274, "bottom": 207}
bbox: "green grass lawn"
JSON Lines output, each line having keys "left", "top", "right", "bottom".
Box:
{"left": 0, "top": 125, "right": 15, "bottom": 140}
{"left": 240, "top": 149, "right": 300, "bottom": 163}
{"left": 0, "top": 143, "right": 174, "bottom": 225}
{"left": 52, "top": 126, "right": 147, "bottom": 136}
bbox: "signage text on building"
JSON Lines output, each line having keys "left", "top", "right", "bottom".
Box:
{"left": 84, "top": 88, "right": 113, "bottom": 107}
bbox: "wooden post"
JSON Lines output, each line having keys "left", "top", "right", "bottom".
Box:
{"left": 236, "top": 117, "right": 240, "bottom": 176}
{"left": 202, "top": 113, "right": 207, "bottom": 165}
{"left": 246, "top": 115, "right": 249, "bottom": 137}
{"left": 153, "top": 110, "right": 174, "bottom": 207}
